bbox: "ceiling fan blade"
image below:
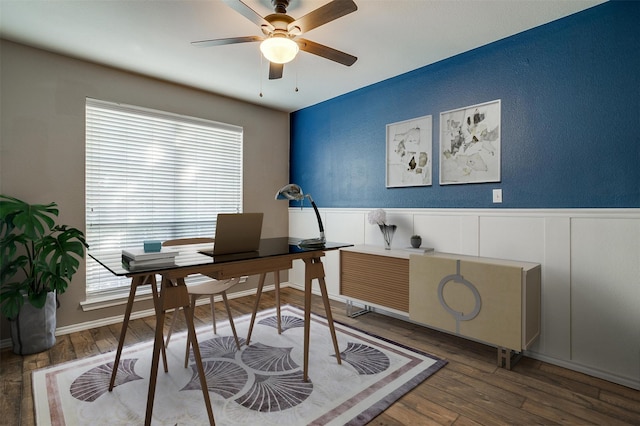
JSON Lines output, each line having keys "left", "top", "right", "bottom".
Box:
{"left": 288, "top": 0, "right": 357, "bottom": 34}
{"left": 269, "top": 62, "right": 284, "bottom": 80}
{"left": 191, "top": 36, "right": 262, "bottom": 47}
{"left": 297, "top": 38, "right": 357, "bottom": 66}
{"left": 223, "top": 0, "right": 274, "bottom": 32}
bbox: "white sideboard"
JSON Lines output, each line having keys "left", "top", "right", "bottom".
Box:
{"left": 340, "top": 245, "right": 541, "bottom": 368}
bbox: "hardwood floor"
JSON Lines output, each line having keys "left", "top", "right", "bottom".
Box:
{"left": 2, "top": 287, "right": 640, "bottom": 425}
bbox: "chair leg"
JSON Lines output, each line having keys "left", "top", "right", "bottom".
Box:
{"left": 221, "top": 292, "right": 241, "bottom": 350}
{"left": 274, "top": 270, "right": 282, "bottom": 334}
{"left": 184, "top": 294, "right": 198, "bottom": 369}
{"left": 210, "top": 295, "right": 217, "bottom": 335}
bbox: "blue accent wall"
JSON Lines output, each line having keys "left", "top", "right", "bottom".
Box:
{"left": 290, "top": 1, "right": 640, "bottom": 208}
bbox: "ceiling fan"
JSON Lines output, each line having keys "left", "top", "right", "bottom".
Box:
{"left": 192, "top": 0, "right": 358, "bottom": 80}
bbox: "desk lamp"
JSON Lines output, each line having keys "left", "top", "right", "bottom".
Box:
{"left": 276, "top": 184, "right": 325, "bottom": 247}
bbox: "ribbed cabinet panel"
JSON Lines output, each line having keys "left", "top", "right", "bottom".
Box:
{"left": 340, "top": 251, "right": 409, "bottom": 312}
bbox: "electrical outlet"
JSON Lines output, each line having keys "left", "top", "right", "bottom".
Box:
{"left": 492, "top": 189, "right": 503, "bottom": 203}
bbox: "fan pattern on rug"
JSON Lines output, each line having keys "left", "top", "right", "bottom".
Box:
{"left": 33, "top": 305, "right": 447, "bottom": 425}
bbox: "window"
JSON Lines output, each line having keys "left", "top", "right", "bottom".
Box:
{"left": 85, "top": 98, "right": 243, "bottom": 298}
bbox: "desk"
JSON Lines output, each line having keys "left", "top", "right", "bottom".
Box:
{"left": 89, "top": 237, "right": 352, "bottom": 426}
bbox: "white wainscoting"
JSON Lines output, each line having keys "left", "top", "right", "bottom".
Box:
{"left": 286, "top": 207, "right": 640, "bottom": 390}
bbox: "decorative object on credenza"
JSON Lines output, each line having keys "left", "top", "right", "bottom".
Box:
{"left": 439, "top": 99, "right": 501, "bottom": 185}
{"left": 403, "top": 246, "right": 434, "bottom": 253}
{"left": 0, "top": 195, "right": 88, "bottom": 355}
{"left": 410, "top": 235, "right": 422, "bottom": 248}
{"left": 368, "top": 208, "right": 396, "bottom": 250}
{"left": 386, "top": 114, "right": 432, "bottom": 187}
{"left": 276, "top": 184, "right": 325, "bottom": 248}
{"left": 379, "top": 224, "right": 397, "bottom": 250}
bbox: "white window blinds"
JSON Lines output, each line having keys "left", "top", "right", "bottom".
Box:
{"left": 85, "top": 98, "right": 243, "bottom": 296}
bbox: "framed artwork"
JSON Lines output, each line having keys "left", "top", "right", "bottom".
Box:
{"left": 439, "top": 99, "right": 501, "bottom": 185}
{"left": 386, "top": 114, "right": 432, "bottom": 187}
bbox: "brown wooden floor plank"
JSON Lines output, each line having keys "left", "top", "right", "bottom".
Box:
{"left": 366, "top": 413, "right": 407, "bottom": 426}
{"left": 540, "top": 361, "right": 640, "bottom": 402}
{"left": 48, "top": 334, "right": 76, "bottom": 365}
{"left": 0, "top": 364, "right": 22, "bottom": 425}
{"left": 521, "top": 398, "right": 631, "bottom": 426}
{"left": 600, "top": 389, "right": 640, "bottom": 415}
{"left": 426, "top": 371, "right": 554, "bottom": 424}
{"left": 495, "top": 366, "right": 640, "bottom": 425}
{"left": 21, "top": 370, "right": 35, "bottom": 426}
{"left": 68, "top": 329, "right": 100, "bottom": 359}
{"left": 396, "top": 387, "right": 460, "bottom": 424}
{"left": 0, "top": 346, "right": 23, "bottom": 369}
{"left": 22, "top": 351, "right": 51, "bottom": 373}
{"left": 512, "top": 356, "right": 601, "bottom": 399}
{"left": 420, "top": 380, "right": 520, "bottom": 425}
{"left": 89, "top": 324, "right": 119, "bottom": 354}
{"left": 443, "top": 368, "right": 527, "bottom": 408}
{"left": 371, "top": 403, "right": 429, "bottom": 425}
{"left": 451, "top": 415, "right": 484, "bottom": 426}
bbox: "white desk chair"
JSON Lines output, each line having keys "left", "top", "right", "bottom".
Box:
{"left": 163, "top": 237, "right": 242, "bottom": 367}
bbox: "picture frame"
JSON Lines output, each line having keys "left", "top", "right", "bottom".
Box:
{"left": 386, "top": 114, "right": 432, "bottom": 187}
{"left": 439, "top": 99, "right": 501, "bottom": 185}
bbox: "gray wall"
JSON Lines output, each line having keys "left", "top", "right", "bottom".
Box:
{"left": 0, "top": 40, "right": 290, "bottom": 339}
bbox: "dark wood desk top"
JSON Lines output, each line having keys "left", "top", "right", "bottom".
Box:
{"left": 89, "top": 237, "right": 352, "bottom": 276}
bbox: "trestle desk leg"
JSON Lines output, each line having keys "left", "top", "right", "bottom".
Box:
{"left": 246, "top": 272, "right": 266, "bottom": 345}
{"left": 302, "top": 256, "right": 341, "bottom": 382}
{"left": 109, "top": 275, "right": 165, "bottom": 390}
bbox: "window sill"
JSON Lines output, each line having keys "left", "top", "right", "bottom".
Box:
{"left": 80, "top": 287, "right": 154, "bottom": 312}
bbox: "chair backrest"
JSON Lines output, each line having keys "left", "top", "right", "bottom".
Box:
{"left": 163, "top": 237, "right": 214, "bottom": 247}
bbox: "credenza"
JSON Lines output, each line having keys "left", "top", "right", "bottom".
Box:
{"left": 340, "top": 245, "right": 541, "bottom": 368}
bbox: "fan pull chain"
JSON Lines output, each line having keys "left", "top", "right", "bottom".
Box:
{"left": 259, "top": 52, "right": 264, "bottom": 98}
{"left": 294, "top": 56, "right": 299, "bottom": 93}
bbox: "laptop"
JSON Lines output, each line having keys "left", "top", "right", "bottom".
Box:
{"left": 207, "top": 212, "right": 264, "bottom": 256}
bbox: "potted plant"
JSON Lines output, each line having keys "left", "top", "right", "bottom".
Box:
{"left": 0, "top": 195, "right": 88, "bottom": 354}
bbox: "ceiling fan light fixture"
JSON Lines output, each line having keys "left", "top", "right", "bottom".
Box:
{"left": 260, "top": 35, "right": 299, "bottom": 64}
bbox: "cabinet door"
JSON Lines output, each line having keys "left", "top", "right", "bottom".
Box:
{"left": 340, "top": 251, "right": 409, "bottom": 312}
{"left": 410, "top": 256, "right": 523, "bottom": 350}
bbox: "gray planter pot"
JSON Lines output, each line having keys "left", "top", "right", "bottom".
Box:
{"left": 10, "top": 291, "right": 57, "bottom": 355}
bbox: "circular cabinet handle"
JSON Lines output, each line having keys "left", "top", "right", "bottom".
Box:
{"left": 437, "top": 268, "right": 482, "bottom": 324}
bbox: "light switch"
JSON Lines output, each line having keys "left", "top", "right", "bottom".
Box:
{"left": 493, "top": 189, "right": 503, "bottom": 203}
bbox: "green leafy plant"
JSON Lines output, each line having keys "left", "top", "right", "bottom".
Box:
{"left": 0, "top": 195, "right": 88, "bottom": 319}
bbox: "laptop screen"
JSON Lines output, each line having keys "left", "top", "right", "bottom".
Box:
{"left": 211, "top": 213, "right": 263, "bottom": 255}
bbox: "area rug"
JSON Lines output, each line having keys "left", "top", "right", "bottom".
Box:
{"left": 33, "top": 304, "right": 447, "bottom": 425}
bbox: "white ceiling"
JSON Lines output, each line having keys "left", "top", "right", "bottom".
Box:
{"left": 0, "top": 0, "right": 605, "bottom": 112}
